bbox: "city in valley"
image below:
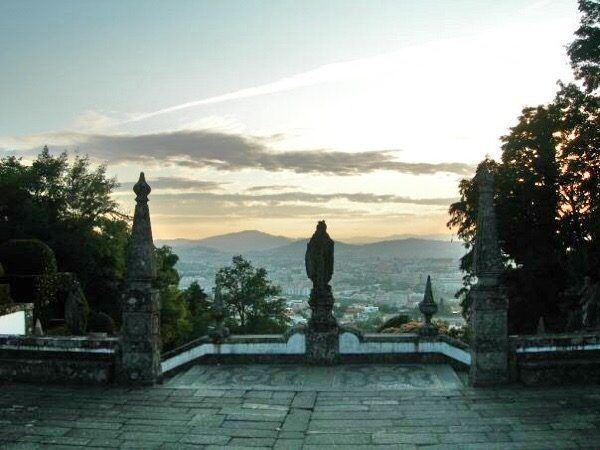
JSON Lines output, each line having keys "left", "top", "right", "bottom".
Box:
{"left": 159, "top": 230, "right": 467, "bottom": 331}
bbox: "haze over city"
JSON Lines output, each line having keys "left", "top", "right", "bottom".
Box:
{"left": 0, "top": 0, "right": 580, "bottom": 239}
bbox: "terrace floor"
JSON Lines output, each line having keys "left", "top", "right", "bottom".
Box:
{"left": 2, "top": 363, "right": 600, "bottom": 449}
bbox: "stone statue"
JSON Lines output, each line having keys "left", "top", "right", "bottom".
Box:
{"left": 306, "top": 221, "right": 334, "bottom": 288}
{"left": 305, "top": 221, "right": 339, "bottom": 364}
{"left": 306, "top": 220, "right": 336, "bottom": 332}
{"left": 64, "top": 276, "right": 88, "bottom": 335}
{"left": 580, "top": 277, "right": 600, "bottom": 330}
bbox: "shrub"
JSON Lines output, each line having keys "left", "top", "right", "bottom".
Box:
{"left": 0, "top": 263, "right": 12, "bottom": 306}
{"left": 88, "top": 310, "right": 116, "bottom": 335}
{"left": 377, "top": 314, "right": 411, "bottom": 332}
{"left": 0, "top": 285, "right": 12, "bottom": 306}
{"left": 0, "top": 239, "right": 58, "bottom": 275}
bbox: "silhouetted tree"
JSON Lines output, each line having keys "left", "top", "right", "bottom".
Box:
{"left": 182, "top": 281, "right": 212, "bottom": 340}
{"left": 448, "top": 2, "right": 600, "bottom": 332}
{"left": 567, "top": 0, "right": 600, "bottom": 92}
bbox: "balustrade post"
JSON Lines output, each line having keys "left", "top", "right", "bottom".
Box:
{"left": 469, "top": 167, "right": 509, "bottom": 386}
{"left": 121, "top": 172, "right": 162, "bottom": 385}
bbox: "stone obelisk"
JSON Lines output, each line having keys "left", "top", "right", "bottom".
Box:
{"left": 121, "top": 172, "right": 162, "bottom": 385}
{"left": 305, "top": 221, "right": 339, "bottom": 364}
{"left": 469, "top": 166, "right": 509, "bottom": 386}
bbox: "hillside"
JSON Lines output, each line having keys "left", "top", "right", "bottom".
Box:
{"left": 161, "top": 232, "right": 465, "bottom": 261}
{"left": 157, "top": 230, "right": 294, "bottom": 254}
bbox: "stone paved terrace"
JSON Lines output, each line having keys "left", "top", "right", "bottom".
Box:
{"left": 2, "top": 363, "right": 600, "bottom": 449}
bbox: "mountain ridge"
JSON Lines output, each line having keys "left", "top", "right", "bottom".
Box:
{"left": 157, "top": 229, "right": 295, "bottom": 254}
{"left": 158, "top": 230, "right": 465, "bottom": 260}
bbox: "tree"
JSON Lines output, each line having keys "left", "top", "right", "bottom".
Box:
{"left": 567, "top": 0, "right": 600, "bottom": 92}
{"left": 184, "top": 281, "right": 209, "bottom": 316}
{"left": 159, "top": 286, "right": 191, "bottom": 351}
{"left": 182, "top": 281, "right": 212, "bottom": 340}
{"left": 215, "top": 255, "right": 289, "bottom": 333}
{"left": 154, "top": 245, "right": 180, "bottom": 290}
{"left": 154, "top": 245, "right": 194, "bottom": 350}
{"left": 0, "top": 147, "right": 127, "bottom": 320}
{"left": 448, "top": 1, "right": 600, "bottom": 332}
{"left": 448, "top": 98, "right": 593, "bottom": 332}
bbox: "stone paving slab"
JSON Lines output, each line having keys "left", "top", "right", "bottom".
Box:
{"left": 166, "top": 364, "right": 463, "bottom": 391}
{"left": 1, "top": 364, "right": 600, "bottom": 449}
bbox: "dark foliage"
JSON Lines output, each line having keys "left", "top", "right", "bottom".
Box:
{"left": 568, "top": 0, "right": 600, "bottom": 92}
{"left": 0, "top": 239, "right": 58, "bottom": 275}
{"left": 0, "top": 147, "right": 127, "bottom": 320}
{"left": 216, "top": 255, "right": 290, "bottom": 334}
{"left": 448, "top": 2, "right": 600, "bottom": 333}
{"left": 88, "top": 310, "right": 116, "bottom": 335}
{"left": 377, "top": 314, "right": 411, "bottom": 332}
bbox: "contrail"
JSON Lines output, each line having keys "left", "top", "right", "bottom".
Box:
{"left": 125, "top": 47, "right": 416, "bottom": 123}
{"left": 124, "top": 18, "right": 569, "bottom": 125}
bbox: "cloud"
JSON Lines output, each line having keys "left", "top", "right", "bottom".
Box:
{"left": 116, "top": 176, "right": 224, "bottom": 192}
{"left": 247, "top": 185, "right": 298, "bottom": 192}
{"left": 135, "top": 191, "right": 456, "bottom": 212}
{"left": 150, "top": 204, "right": 369, "bottom": 220}
{"left": 4, "top": 130, "right": 474, "bottom": 176}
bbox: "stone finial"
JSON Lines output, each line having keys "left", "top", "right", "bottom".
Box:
{"left": 419, "top": 275, "right": 438, "bottom": 336}
{"left": 472, "top": 165, "right": 503, "bottom": 286}
{"left": 121, "top": 172, "right": 161, "bottom": 385}
{"left": 126, "top": 172, "right": 156, "bottom": 284}
{"left": 209, "top": 286, "right": 230, "bottom": 343}
{"left": 537, "top": 316, "right": 546, "bottom": 334}
{"left": 133, "top": 172, "right": 151, "bottom": 201}
{"left": 34, "top": 319, "right": 44, "bottom": 336}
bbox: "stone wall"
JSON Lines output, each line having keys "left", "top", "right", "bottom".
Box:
{"left": 0, "top": 335, "right": 120, "bottom": 385}
{"left": 510, "top": 332, "right": 600, "bottom": 385}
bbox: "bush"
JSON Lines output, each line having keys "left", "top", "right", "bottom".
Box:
{"left": 0, "top": 263, "right": 12, "bottom": 306}
{"left": 0, "top": 285, "right": 12, "bottom": 306}
{"left": 0, "top": 239, "right": 58, "bottom": 275}
{"left": 378, "top": 314, "right": 411, "bottom": 332}
{"left": 88, "top": 310, "right": 115, "bottom": 335}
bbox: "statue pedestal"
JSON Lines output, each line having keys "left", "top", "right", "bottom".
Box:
{"left": 469, "top": 283, "right": 509, "bottom": 387}
{"left": 121, "top": 286, "right": 161, "bottom": 385}
{"left": 306, "top": 327, "right": 339, "bottom": 364}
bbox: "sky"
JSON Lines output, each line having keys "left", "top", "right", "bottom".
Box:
{"left": 0, "top": 0, "right": 581, "bottom": 240}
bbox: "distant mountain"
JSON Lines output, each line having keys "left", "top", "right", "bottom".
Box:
{"left": 158, "top": 230, "right": 294, "bottom": 254}
{"left": 249, "top": 237, "right": 465, "bottom": 260}
{"left": 158, "top": 230, "right": 465, "bottom": 262}
{"left": 339, "top": 234, "right": 454, "bottom": 244}
{"left": 353, "top": 238, "right": 464, "bottom": 259}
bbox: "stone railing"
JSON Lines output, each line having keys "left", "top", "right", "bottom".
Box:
{"left": 509, "top": 332, "right": 600, "bottom": 385}
{"left": 0, "top": 334, "right": 120, "bottom": 384}
{"left": 160, "top": 328, "right": 471, "bottom": 377}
